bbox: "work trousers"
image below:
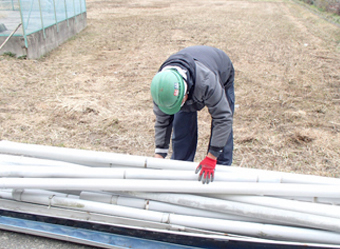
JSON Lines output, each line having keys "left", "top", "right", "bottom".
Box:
{"left": 170, "top": 83, "right": 235, "bottom": 165}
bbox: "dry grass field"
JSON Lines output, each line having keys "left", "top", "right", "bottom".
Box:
{"left": 1, "top": 0, "right": 340, "bottom": 179}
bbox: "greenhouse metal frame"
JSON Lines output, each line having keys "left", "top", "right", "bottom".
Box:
{"left": 0, "top": 0, "right": 87, "bottom": 58}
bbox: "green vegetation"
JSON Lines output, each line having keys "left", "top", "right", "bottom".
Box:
{"left": 300, "top": 0, "right": 340, "bottom": 15}
{"left": 3, "top": 51, "right": 16, "bottom": 57}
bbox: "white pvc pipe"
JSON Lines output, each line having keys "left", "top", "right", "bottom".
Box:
{"left": 0, "top": 166, "right": 125, "bottom": 179}
{"left": 11, "top": 189, "right": 80, "bottom": 199}
{"left": 0, "top": 189, "right": 80, "bottom": 201}
{"left": 0, "top": 165, "right": 266, "bottom": 182}
{"left": 0, "top": 154, "right": 87, "bottom": 169}
{"left": 0, "top": 197, "right": 195, "bottom": 235}
{"left": 1, "top": 140, "right": 340, "bottom": 185}
{"left": 2, "top": 178, "right": 340, "bottom": 197}
{"left": 79, "top": 191, "right": 266, "bottom": 223}
{"left": 207, "top": 195, "right": 340, "bottom": 219}
{"left": 124, "top": 192, "right": 340, "bottom": 233}
{"left": 0, "top": 140, "right": 147, "bottom": 168}
{"left": 279, "top": 196, "right": 340, "bottom": 205}
{"left": 2, "top": 163, "right": 339, "bottom": 185}
{"left": 3, "top": 163, "right": 339, "bottom": 186}
{"left": 4, "top": 140, "right": 340, "bottom": 245}
{"left": 148, "top": 158, "right": 340, "bottom": 184}
{"left": 0, "top": 190, "right": 13, "bottom": 199}
{"left": 169, "top": 214, "right": 340, "bottom": 245}
{"left": 271, "top": 173, "right": 340, "bottom": 185}
{"left": 9, "top": 189, "right": 340, "bottom": 245}
{"left": 11, "top": 189, "right": 168, "bottom": 223}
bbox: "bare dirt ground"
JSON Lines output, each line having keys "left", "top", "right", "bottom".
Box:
{"left": 0, "top": 0, "right": 340, "bottom": 248}
{"left": 1, "top": 0, "right": 340, "bottom": 176}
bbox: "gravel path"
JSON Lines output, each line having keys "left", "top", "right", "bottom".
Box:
{"left": 0, "top": 230, "right": 100, "bottom": 249}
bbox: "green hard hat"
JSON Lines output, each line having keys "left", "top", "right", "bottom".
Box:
{"left": 150, "top": 69, "right": 185, "bottom": 115}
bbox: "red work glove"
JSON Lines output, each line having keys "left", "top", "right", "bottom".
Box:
{"left": 195, "top": 156, "right": 217, "bottom": 184}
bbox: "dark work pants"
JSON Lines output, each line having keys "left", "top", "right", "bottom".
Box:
{"left": 171, "top": 83, "right": 235, "bottom": 165}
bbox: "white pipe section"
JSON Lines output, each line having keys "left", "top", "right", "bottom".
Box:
{"left": 146, "top": 157, "right": 197, "bottom": 170}
{"left": 0, "top": 190, "right": 13, "bottom": 199}
{"left": 270, "top": 173, "right": 340, "bottom": 185}
{"left": 2, "top": 178, "right": 340, "bottom": 197}
{"left": 4, "top": 141, "right": 340, "bottom": 245}
{"left": 124, "top": 192, "right": 340, "bottom": 233}
{"left": 0, "top": 166, "right": 125, "bottom": 179}
{"left": 169, "top": 214, "right": 340, "bottom": 245}
{"left": 0, "top": 140, "right": 147, "bottom": 168}
{"left": 11, "top": 189, "right": 80, "bottom": 199}
{"left": 2, "top": 163, "right": 339, "bottom": 186}
{"left": 0, "top": 198, "right": 190, "bottom": 235}
{"left": 1, "top": 189, "right": 80, "bottom": 200}
{"left": 1, "top": 140, "right": 340, "bottom": 185}
{"left": 0, "top": 154, "right": 87, "bottom": 169}
{"left": 0, "top": 165, "right": 272, "bottom": 182}
{"left": 146, "top": 159, "right": 340, "bottom": 184}
{"left": 9, "top": 189, "right": 340, "bottom": 245}
{"left": 279, "top": 196, "right": 340, "bottom": 205}
{"left": 207, "top": 195, "right": 340, "bottom": 219}
{"left": 11, "top": 189, "right": 169, "bottom": 223}
{"left": 79, "top": 191, "right": 266, "bottom": 223}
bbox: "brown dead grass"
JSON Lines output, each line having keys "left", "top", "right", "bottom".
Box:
{"left": 0, "top": 0, "right": 339, "bottom": 177}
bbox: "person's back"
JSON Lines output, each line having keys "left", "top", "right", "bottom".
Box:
{"left": 164, "top": 46, "right": 234, "bottom": 89}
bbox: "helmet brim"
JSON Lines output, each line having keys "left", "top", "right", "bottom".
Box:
{"left": 158, "top": 102, "right": 182, "bottom": 115}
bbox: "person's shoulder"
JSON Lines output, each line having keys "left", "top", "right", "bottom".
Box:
{"left": 195, "top": 61, "right": 216, "bottom": 86}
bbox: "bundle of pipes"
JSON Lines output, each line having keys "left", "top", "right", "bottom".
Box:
{"left": 1, "top": 140, "right": 340, "bottom": 247}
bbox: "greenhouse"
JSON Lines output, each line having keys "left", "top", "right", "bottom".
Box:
{"left": 0, "top": 0, "right": 86, "bottom": 58}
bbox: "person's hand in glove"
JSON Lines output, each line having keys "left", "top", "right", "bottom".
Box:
{"left": 195, "top": 153, "right": 217, "bottom": 184}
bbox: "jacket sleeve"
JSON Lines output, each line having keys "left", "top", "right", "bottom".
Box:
{"left": 195, "top": 62, "right": 233, "bottom": 158}
{"left": 153, "top": 103, "right": 174, "bottom": 158}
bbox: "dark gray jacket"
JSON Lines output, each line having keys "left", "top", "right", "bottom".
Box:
{"left": 153, "top": 46, "right": 234, "bottom": 157}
